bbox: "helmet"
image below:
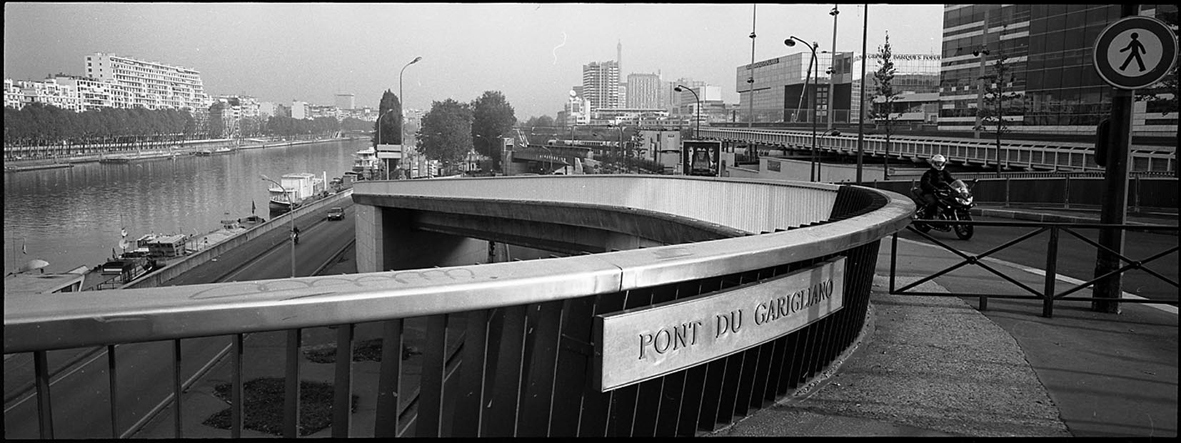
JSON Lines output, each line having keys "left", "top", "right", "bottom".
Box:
{"left": 929, "top": 154, "right": 946, "bottom": 171}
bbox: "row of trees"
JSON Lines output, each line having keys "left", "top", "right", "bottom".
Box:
{"left": 4, "top": 102, "right": 197, "bottom": 147}
{"left": 3, "top": 101, "right": 360, "bottom": 149}
{"left": 374, "top": 89, "right": 517, "bottom": 172}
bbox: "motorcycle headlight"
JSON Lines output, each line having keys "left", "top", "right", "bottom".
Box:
{"left": 957, "top": 196, "right": 973, "bottom": 206}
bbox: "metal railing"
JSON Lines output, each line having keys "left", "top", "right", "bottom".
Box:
{"left": 889, "top": 220, "right": 1179, "bottom": 317}
{"left": 5, "top": 178, "right": 913, "bottom": 438}
{"left": 702, "top": 127, "right": 1177, "bottom": 174}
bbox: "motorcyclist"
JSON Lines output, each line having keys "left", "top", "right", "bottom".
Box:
{"left": 919, "top": 154, "right": 954, "bottom": 219}
{"left": 292, "top": 225, "right": 300, "bottom": 243}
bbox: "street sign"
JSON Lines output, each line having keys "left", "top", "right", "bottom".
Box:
{"left": 376, "top": 143, "right": 402, "bottom": 159}
{"left": 1093, "top": 16, "right": 1178, "bottom": 90}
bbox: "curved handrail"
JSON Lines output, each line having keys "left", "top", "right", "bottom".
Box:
{"left": 4, "top": 180, "right": 912, "bottom": 353}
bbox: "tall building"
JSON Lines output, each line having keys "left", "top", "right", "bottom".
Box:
{"left": 291, "top": 100, "right": 308, "bottom": 119}
{"left": 335, "top": 93, "right": 355, "bottom": 110}
{"left": 937, "top": 4, "right": 1178, "bottom": 136}
{"left": 83, "top": 53, "right": 208, "bottom": 110}
{"left": 582, "top": 61, "right": 619, "bottom": 111}
{"left": 855, "top": 53, "right": 942, "bottom": 124}
{"left": 626, "top": 73, "right": 661, "bottom": 109}
{"left": 735, "top": 52, "right": 855, "bottom": 124}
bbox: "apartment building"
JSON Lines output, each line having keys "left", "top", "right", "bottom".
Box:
{"left": 582, "top": 61, "right": 620, "bottom": 111}
{"left": 84, "top": 53, "right": 209, "bottom": 111}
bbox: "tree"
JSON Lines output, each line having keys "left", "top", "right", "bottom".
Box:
{"left": 373, "top": 90, "right": 402, "bottom": 147}
{"left": 1135, "top": 8, "right": 1178, "bottom": 115}
{"left": 470, "top": 91, "right": 517, "bottom": 172}
{"left": 975, "top": 45, "right": 1020, "bottom": 177}
{"left": 418, "top": 98, "right": 473, "bottom": 169}
{"left": 871, "top": 31, "right": 900, "bottom": 180}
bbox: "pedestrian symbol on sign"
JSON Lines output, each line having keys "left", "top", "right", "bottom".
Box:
{"left": 1118, "top": 32, "right": 1146, "bottom": 72}
{"left": 1093, "top": 16, "right": 1178, "bottom": 90}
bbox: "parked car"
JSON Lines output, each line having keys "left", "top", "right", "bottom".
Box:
{"left": 327, "top": 207, "right": 345, "bottom": 221}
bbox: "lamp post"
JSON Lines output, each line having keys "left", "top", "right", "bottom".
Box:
{"left": 260, "top": 174, "right": 295, "bottom": 278}
{"left": 399, "top": 56, "right": 422, "bottom": 180}
{"left": 674, "top": 85, "right": 701, "bottom": 140}
{"left": 376, "top": 109, "right": 395, "bottom": 179}
{"left": 786, "top": 37, "right": 820, "bottom": 182}
{"left": 827, "top": 5, "right": 839, "bottom": 132}
{"left": 475, "top": 133, "right": 505, "bottom": 175}
{"left": 856, "top": 4, "right": 868, "bottom": 184}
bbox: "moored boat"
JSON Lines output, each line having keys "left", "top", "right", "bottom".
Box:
{"left": 268, "top": 172, "right": 326, "bottom": 211}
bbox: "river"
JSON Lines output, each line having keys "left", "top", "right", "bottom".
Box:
{"left": 3, "top": 139, "right": 369, "bottom": 274}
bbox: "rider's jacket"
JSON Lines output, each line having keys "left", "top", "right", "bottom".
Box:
{"left": 920, "top": 168, "right": 954, "bottom": 193}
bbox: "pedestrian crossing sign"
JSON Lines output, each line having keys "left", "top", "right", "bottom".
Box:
{"left": 1093, "top": 16, "right": 1178, "bottom": 90}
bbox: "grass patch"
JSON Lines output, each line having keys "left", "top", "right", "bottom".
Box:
{"left": 202, "top": 377, "right": 358, "bottom": 436}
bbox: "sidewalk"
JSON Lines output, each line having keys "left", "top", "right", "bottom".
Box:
{"left": 713, "top": 210, "right": 1178, "bottom": 437}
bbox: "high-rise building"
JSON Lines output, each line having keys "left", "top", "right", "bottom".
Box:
{"left": 937, "top": 4, "right": 1178, "bottom": 136}
{"left": 626, "top": 73, "right": 662, "bottom": 109}
{"left": 855, "top": 53, "right": 942, "bottom": 124}
{"left": 735, "top": 52, "right": 856, "bottom": 124}
{"left": 83, "top": 53, "right": 208, "bottom": 110}
{"left": 582, "top": 61, "right": 619, "bottom": 111}
{"left": 335, "top": 93, "right": 355, "bottom": 111}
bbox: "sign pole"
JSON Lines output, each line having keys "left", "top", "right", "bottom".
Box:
{"left": 1092, "top": 3, "right": 1139, "bottom": 314}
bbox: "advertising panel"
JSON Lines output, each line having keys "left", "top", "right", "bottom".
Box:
{"left": 682, "top": 140, "right": 722, "bottom": 177}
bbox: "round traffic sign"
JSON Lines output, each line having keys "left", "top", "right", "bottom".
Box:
{"left": 1093, "top": 16, "right": 1178, "bottom": 90}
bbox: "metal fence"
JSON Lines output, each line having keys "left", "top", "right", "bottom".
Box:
{"left": 889, "top": 220, "right": 1179, "bottom": 317}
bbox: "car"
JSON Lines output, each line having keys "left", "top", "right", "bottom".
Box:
{"left": 327, "top": 207, "right": 345, "bottom": 221}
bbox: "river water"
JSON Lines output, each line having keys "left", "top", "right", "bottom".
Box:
{"left": 3, "top": 139, "right": 369, "bottom": 274}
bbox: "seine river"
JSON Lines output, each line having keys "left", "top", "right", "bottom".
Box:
{"left": 3, "top": 139, "right": 369, "bottom": 274}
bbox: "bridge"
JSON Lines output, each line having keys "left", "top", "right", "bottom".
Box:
{"left": 701, "top": 128, "right": 1177, "bottom": 174}
{"left": 4, "top": 175, "right": 911, "bottom": 437}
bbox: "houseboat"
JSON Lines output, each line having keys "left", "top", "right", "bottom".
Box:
{"left": 268, "top": 172, "right": 327, "bottom": 211}
{"left": 352, "top": 147, "right": 383, "bottom": 180}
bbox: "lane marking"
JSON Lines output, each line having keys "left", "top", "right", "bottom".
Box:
{"left": 894, "top": 236, "right": 1177, "bottom": 315}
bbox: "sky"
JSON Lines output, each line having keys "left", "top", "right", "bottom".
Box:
{"left": 4, "top": 3, "right": 945, "bottom": 120}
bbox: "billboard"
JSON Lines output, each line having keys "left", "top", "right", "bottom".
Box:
{"left": 682, "top": 140, "right": 722, "bottom": 177}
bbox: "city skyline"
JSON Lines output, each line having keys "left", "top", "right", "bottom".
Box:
{"left": 3, "top": 3, "right": 945, "bottom": 119}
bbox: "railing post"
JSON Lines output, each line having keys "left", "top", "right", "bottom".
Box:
{"left": 1132, "top": 174, "right": 1141, "bottom": 214}
{"left": 1042, "top": 227, "right": 1060, "bottom": 318}
{"left": 1063, "top": 175, "right": 1070, "bottom": 209}
{"left": 1004, "top": 177, "right": 1011, "bottom": 208}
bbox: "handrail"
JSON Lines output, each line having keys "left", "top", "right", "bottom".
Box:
{"left": 4, "top": 181, "right": 913, "bottom": 354}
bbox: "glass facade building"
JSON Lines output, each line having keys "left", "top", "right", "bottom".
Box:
{"left": 736, "top": 51, "right": 855, "bottom": 124}
{"left": 938, "top": 4, "right": 1178, "bottom": 136}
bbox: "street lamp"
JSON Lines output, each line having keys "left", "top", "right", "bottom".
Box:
{"left": 399, "top": 56, "right": 423, "bottom": 180}
{"left": 260, "top": 174, "right": 295, "bottom": 278}
{"left": 674, "top": 85, "right": 701, "bottom": 140}
{"left": 828, "top": 5, "right": 840, "bottom": 132}
{"left": 786, "top": 36, "right": 820, "bottom": 182}
{"left": 376, "top": 108, "right": 395, "bottom": 179}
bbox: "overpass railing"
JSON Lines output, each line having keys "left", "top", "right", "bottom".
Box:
{"left": 702, "top": 128, "right": 1176, "bottom": 174}
{"left": 4, "top": 177, "right": 912, "bottom": 438}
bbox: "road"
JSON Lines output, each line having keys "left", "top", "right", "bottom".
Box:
{"left": 895, "top": 214, "right": 1178, "bottom": 303}
{"left": 3, "top": 202, "right": 357, "bottom": 439}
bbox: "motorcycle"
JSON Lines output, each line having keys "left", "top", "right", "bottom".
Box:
{"left": 910, "top": 178, "right": 977, "bottom": 240}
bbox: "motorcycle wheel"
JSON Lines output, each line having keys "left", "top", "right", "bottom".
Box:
{"left": 912, "top": 212, "right": 931, "bottom": 232}
{"left": 954, "top": 212, "right": 974, "bottom": 240}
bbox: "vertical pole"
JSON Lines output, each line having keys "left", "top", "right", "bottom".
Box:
{"left": 1043, "top": 227, "right": 1060, "bottom": 318}
{"left": 827, "top": 4, "right": 838, "bottom": 132}
{"left": 856, "top": 4, "right": 868, "bottom": 184}
{"left": 1063, "top": 175, "right": 1071, "bottom": 209}
{"left": 748, "top": 4, "right": 757, "bottom": 128}
{"left": 811, "top": 49, "right": 819, "bottom": 182}
{"left": 974, "top": 7, "right": 990, "bottom": 140}
{"left": 1092, "top": 6, "right": 1138, "bottom": 314}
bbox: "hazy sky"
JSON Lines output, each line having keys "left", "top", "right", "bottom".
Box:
{"left": 4, "top": 3, "right": 945, "bottom": 119}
